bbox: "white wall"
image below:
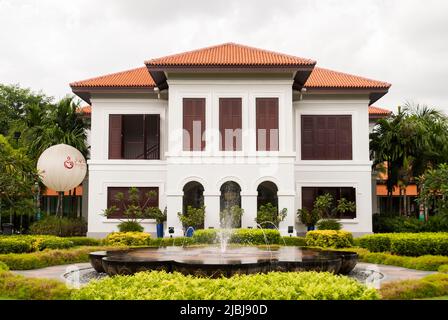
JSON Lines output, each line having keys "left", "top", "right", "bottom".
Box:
{"left": 294, "top": 97, "right": 373, "bottom": 235}
{"left": 165, "top": 76, "right": 297, "bottom": 236}
{"left": 87, "top": 96, "right": 168, "bottom": 237}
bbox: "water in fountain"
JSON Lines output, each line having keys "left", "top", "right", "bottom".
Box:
{"left": 255, "top": 224, "right": 273, "bottom": 259}
{"left": 258, "top": 221, "right": 287, "bottom": 246}
{"left": 182, "top": 226, "right": 195, "bottom": 247}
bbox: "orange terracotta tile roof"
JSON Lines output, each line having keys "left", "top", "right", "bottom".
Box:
{"left": 368, "top": 106, "right": 391, "bottom": 115}
{"left": 70, "top": 67, "right": 155, "bottom": 88}
{"left": 305, "top": 67, "right": 391, "bottom": 89}
{"left": 145, "top": 43, "right": 316, "bottom": 67}
{"left": 71, "top": 65, "right": 390, "bottom": 90}
{"left": 77, "top": 105, "right": 91, "bottom": 114}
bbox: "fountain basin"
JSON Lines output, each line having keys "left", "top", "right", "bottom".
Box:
{"left": 90, "top": 246, "right": 357, "bottom": 277}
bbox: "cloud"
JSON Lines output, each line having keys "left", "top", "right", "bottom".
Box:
{"left": 0, "top": 0, "right": 447, "bottom": 111}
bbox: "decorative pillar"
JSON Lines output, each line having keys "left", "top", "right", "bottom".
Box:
{"left": 278, "top": 193, "right": 296, "bottom": 236}
{"left": 165, "top": 194, "right": 184, "bottom": 237}
{"left": 204, "top": 193, "right": 221, "bottom": 229}
{"left": 241, "top": 192, "right": 258, "bottom": 229}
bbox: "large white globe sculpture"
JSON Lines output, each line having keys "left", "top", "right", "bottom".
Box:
{"left": 37, "top": 144, "right": 87, "bottom": 192}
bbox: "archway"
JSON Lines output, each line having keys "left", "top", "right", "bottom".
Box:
{"left": 220, "top": 181, "right": 242, "bottom": 228}
{"left": 182, "top": 181, "right": 204, "bottom": 213}
{"left": 257, "top": 181, "right": 278, "bottom": 209}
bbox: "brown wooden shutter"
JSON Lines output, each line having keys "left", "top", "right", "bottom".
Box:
{"left": 109, "top": 115, "right": 122, "bottom": 159}
{"left": 219, "top": 98, "right": 242, "bottom": 151}
{"left": 183, "top": 98, "right": 206, "bottom": 151}
{"left": 256, "top": 98, "right": 278, "bottom": 151}
{"left": 337, "top": 116, "right": 352, "bottom": 160}
{"left": 301, "top": 115, "right": 352, "bottom": 160}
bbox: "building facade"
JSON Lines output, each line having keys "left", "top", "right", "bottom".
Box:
{"left": 71, "top": 43, "right": 391, "bottom": 238}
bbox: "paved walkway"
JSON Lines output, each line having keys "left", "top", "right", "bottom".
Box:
{"left": 12, "top": 262, "right": 436, "bottom": 287}
{"left": 12, "top": 263, "right": 91, "bottom": 282}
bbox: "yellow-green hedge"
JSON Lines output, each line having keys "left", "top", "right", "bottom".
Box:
{"left": 104, "top": 232, "right": 151, "bottom": 246}
{"left": 305, "top": 230, "right": 353, "bottom": 248}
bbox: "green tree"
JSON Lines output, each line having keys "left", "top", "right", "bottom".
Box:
{"left": 370, "top": 103, "right": 448, "bottom": 215}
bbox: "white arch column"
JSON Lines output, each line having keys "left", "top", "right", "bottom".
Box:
{"left": 203, "top": 192, "right": 220, "bottom": 229}
{"left": 241, "top": 191, "right": 258, "bottom": 228}
{"left": 278, "top": 191, "right": 297, "bottom": 236}
{"left": 165, "top": 193, "right": 184, "bottom": 237}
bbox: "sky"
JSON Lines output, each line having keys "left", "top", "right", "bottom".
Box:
{"left": 0, "top": 0, "right": 447, "bottom": 112}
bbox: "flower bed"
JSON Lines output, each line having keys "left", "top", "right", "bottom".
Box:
{"left": 72, "top": 270, "right": 379, "bottom": 300}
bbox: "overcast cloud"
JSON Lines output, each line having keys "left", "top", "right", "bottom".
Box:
{"left": 0, "top": 0, "right": 447, "bottom": 112}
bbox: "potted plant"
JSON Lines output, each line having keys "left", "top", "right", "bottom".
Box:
{"left": 297, "top": 193, "right": 333, "bottom": 231}
{"left": 177, "top": 205, "right": 205, "bottom": 237}
{"left": 147, "top": 206, "right": 167, "bottom": 238}
{"left": 297, "top": 207, "right": 320, "bottom": 231}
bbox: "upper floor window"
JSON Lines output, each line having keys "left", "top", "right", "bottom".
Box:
{"left": 183, "top": 98, "right": 206, "bottom": 151}
{"left": 219, "top": 98, "right": 242, "bottom": 151}
{"left": 301, "top": 115, "right": 352, "bottom": 160}
{"left": 109, "top": 114, "right": 160, "bottom": 160}
{"left": 256, "top": 98, "right": 279, "bottom": 151}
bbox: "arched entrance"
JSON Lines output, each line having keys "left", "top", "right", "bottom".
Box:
{"left": 182, "top": 181, "right": 204, "bottom": 213}
{"left": 220, "top": 181, "right": 242, "bottom": 228}
{"left": 257, "top": 181, "right": 278, "bottom": 209}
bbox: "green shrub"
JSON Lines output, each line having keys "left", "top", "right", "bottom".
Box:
{"left": 338, "top": 247, "right": 448, "bottom": 271}
{"left": 148, "top": 237, "right": 194, "bottom": 247}
{"left": 0, "top": 238, "right": 33, "bottom": 254}
{"left": 0, "top": 246, "right": 118, "bottom": 270}
{"left": 178, "top": 206, "right": 205, "bottom": 230}
{"left": 358, "top": 234, "right": 391, "bottom": 252}
{"left": 104, "top": 232, "right": 151, "bottom": 246}
{"left": 29, "top": 216, "right": 87, "bottom": 237}
{"left": 281, "top": 236, "right": 306, "bottom": 246}
{"left": 64, "top": 237, "right": 102, "bottom": 246}
{"left": 380, "top": 273, "right": 448, "bottom": 300}
{"left": 220, "top": 205, "right": 244, "bottom": 228}
{"left": 357, "top": 233, "right": 448, "bottom": 256}
{"left": 0, "top": 235, "right": 74, "bottom": 254}
{"left": 305, "top": 230, "right": 353, "bottom": 248}
{"left": 0, "top": 261, "right": 9, "bottom": 272}
{"left": 192, "top": 229, "right": 218, "bottom": 244}
{"left": 117, "top": 221, "right": 144, "bottom": 233}
{"left": 0, "top": 271, "right": 72, "bottom": 300}
{"left": 438, "top": 265, "right": 448, "bottom": 273}
{"left": 72, "top": 270, "right": 379, "bottom": 300}
{"left": 191, "top": 228, "right": 281, "bottom": 245}
{"left": 316, "top": 219, "right": 342, "bottom": 231}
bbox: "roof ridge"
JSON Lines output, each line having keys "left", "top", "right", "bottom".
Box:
{"left": 70, "top": 66, "right": 147, "bottom": 86}
{"left": 314, "top": 66, "right": 391, "bottom": 87}
{"left": 145, "top": 42, "right": 316, "bottom": 65}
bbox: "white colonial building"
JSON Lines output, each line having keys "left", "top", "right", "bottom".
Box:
{"left": 71, "top": 43, "right": 391, "bottom": 238}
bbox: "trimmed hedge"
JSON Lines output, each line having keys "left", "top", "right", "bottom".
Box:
{"left": 0, "top": 235, "right": 74, "bottom": 254}
{"left": 358, "top": 233, "right": 448, "bottom": 256}
{"left": 104, "top": 232, "right": 151, "bottom": 246}
{"left": 281, "top": 236, "right": 306, "bottom": 246}
{"left": 337, "top": 247, "right": 448, "bottom": 271}
{"left": 0, "top": 246, "right": 118, "bottom": 270}
{"left": 65, "top": 237, "right": 102, "bottom": 246}
{"left": 305, "top": 230, "right": 353, "bottom": 248}
{"left": 0, "top": 261, "right": 9, "bottom": 272}
{"left": 0, "top": 271, "right": 72, "bottom": 300}
{"left": 72, "top": 270, "right": 379, "bottom": 300}
{"left": 192, "top": 229, "right": 281, "bottom": 245}
{"left": 380, "top": 273, "right": 448, "bottom": 300}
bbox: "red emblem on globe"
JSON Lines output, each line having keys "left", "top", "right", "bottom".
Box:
{"left": 64, "top": 156, "right": 74, "bottom": 169}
